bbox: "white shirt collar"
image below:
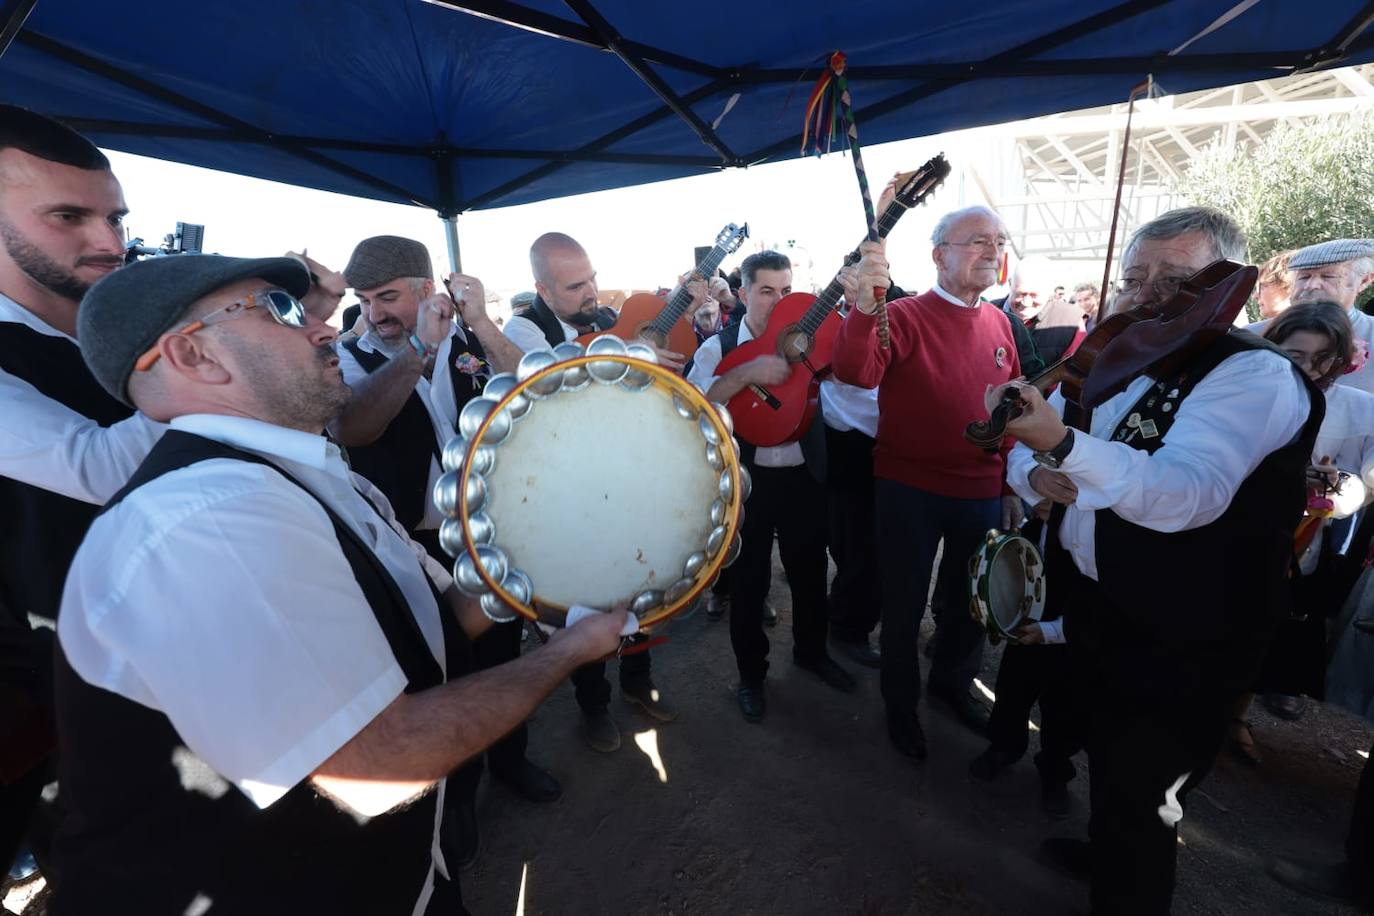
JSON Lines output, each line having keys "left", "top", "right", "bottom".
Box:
{"left": 169, "top": 414, "right": 336, "bottom": 474}
{"left": 931, "top": 283, "right": 980, "bottom": 309}
{"left": 0, "top": 290, "right": 75, "bottom": 341}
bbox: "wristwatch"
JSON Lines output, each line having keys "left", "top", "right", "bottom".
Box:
{"left": 1033, "top": 428, "right": 1075, "bottom": 469}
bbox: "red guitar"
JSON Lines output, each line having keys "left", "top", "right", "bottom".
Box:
{"left": 717, "top": 154, "right": 951, "bottom": 447}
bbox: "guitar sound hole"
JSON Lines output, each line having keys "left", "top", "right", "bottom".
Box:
{"left": 777, "top": 326, "right": 813, "bottom": 364}
{"left": 636, "top": 325, "right": 667, "bottom": 349}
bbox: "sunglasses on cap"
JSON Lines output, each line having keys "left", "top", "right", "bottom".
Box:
{"left": 134, "top": 288, "right": 308, "bottom": 372}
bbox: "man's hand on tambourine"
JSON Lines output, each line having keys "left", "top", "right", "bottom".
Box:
{"left": 1029, "top": 467, "right": 1078, "bottom": 505}
{"left": 1013, "top": 622, "right": 1046, "bottom": 646}
{"left": 985, "top": 381, "right": 1068, "bottom": 452}
{"left": 1001, "top": 495, "right": 1025, "bottom": 531}
{"left": 558, "top": 606, "right": 631, "bottom": 661}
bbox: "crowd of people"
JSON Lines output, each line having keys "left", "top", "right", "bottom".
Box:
{"left": 2, "top": 103, "right": 1373, "bottom": 916}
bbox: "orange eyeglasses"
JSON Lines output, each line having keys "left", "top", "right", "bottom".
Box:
{"left": 134, "top": 288, "right": 308, "bottom": 372}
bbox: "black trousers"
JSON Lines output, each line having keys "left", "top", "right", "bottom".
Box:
{"left": 824, "top": 426, "right": 880, "bottom": 642}
{"left": 874, "top": 478, "right": 998, "bottom": 717}
{"left": 729, "top": 464, "right": 829, "bottom": 684}
{"left": 1084, "top": 665, "right": 1229, "bottom": 916}
{"left": 572, "top": 650, "right": 652, "bottom": 712}
{"left": 985, "top": 641, "right": 1081, "bottom": 784}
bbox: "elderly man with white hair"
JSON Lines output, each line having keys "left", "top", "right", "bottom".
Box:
{"left": 832, "top": 205, "right": 1026, "bottom": 760}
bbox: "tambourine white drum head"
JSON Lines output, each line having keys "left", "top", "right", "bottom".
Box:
{"left": 435, "top": 338, "right": 745, "bottom": 628}
{"left": 488, "top": 381, "right": 719, "bottom": 608}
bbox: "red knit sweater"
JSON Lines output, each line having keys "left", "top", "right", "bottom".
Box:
{"left": 831, "top": 289, "right": 1020, "bottom": 499}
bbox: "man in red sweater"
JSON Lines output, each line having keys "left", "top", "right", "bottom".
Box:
{"left": 833, "top": 206, "right": 1024, "bottom": 760}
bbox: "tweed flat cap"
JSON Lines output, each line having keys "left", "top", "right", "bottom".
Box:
{"left": 78, "top": 254, "right": 310, "bottom": 406}
{"left": 344, "top": 236, "right": 433, "bottom": 290}
{"left": 1288, "top": 238, "right": 1374, "bottom": 271}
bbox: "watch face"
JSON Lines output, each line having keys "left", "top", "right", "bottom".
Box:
{"left": 1033, "top": 451, "right": 1061, "bottom": 469}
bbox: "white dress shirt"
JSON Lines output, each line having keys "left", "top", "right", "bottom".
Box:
{"left": 59, "top": 414, "right": 453, "bottom": 821}
{"left": 1007, "top": 348, "right": 1311, "bottom": 581}
{"left": 504, "top": 312, "right": 576, "bottom": 352}
{"left": 931, "top": 282, "right": 981, "bottom": 309}
{"left": 0, "top": 292, "right": 164, "bottom": 503}
{"left": 1315, "top": 383, "right": 1374, "bottom": 517}
{"left": 337, "top": 328, "right": 475, "bottom": 531}
{"left": 687, "top": 321, "right": 804, "bottom": 467}
{"left": 819, "top": 380, "right": 878, "bottom": 436}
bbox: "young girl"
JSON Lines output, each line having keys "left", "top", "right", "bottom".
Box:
{"left": 1227, "top": 302, "right": 1374, "bottom": 763}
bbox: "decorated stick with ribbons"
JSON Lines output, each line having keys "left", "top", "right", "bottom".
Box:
{"left": 802, "top": 51, "right": 889, "bottom": 347}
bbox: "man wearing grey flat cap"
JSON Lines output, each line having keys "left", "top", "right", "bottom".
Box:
{"left": 1252, "top": 238, "right": 1374, "bottom": 393}
{"left": 330, "top": 235, "right": 553, "bottom": 870}
{"left": 52, "top": 254, "right": 627, "bottom": 915}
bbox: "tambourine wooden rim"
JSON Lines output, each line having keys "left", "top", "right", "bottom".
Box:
{"left": 968, "top": 529, "right": 1045, "bottom": 642}
{"left": 451, "top": 348, "right": 744, "bottom": 629}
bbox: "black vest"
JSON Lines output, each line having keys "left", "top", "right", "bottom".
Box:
{"left": 1070, "top": 331, "right": 1323, "bottom": 694}
{"left": 716, "top": 321, "right": 827, "bottom": 483}
{"left": 526, "top": 294, "right": 617, "bottom": 346}
{"left": 341, "top": 332, "right": 490, "bottom": 532}
{"left": 0, "top": 322, "right": 134, "bottom": 623}
{"left": 52, "top": 431, "right": 469, "bottom": 916}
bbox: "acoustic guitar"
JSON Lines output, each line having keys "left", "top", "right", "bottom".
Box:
{"left": 576, "top": 222, "right": 749, "bottom": 357}
{"left": 716, "top": 154, "right": 951, "bottom": 447}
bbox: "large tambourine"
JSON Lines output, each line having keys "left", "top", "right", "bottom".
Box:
{"left": 433, "top": 335, "right": 747, "bottom": 629}
{"left": 968, "top": 529, "right": 1045, "bottom": 644}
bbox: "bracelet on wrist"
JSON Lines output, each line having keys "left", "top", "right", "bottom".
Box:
{"left": 408, "top": 333, "right": 436, "bottom": 360}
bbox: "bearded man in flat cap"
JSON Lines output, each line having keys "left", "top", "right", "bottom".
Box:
{"left": 329, "top": 236, "right": 550, "bottom": 869}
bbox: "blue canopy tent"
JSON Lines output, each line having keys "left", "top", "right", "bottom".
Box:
{"left": 2, "top": 0, "right": 1373, "bottom": 263}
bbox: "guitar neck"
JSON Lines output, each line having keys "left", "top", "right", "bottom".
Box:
{"left": 649, "top": 243, "right": 731, "bottom": 334}
{"left": 795, "top": 197, "right": 912, "bottom": 335}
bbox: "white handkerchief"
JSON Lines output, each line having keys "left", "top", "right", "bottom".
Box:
{"left": 564, "top": 604, "right": 640, "bottom": 636}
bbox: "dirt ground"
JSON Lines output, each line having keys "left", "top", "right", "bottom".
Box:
{"left": 459, "top": 553, "right": 1373, "bottom": 916}
{"left": 6, "top": 553, "right": 1371, "bottom": 916}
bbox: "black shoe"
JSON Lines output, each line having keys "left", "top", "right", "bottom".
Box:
{"left": 737, "top": 682, "right": 766, "bottom": 722}
{"left": 1037, "top": 837, "right": 1092, "bottom": 883}
{"left": 623, "top": 681, "right": 679, "bottom": 722}
{"left": 794, "top": 653, "right": 856, "bottom": 692}
{"left": 446, "top": 800, "right": 480, "bottom": 872}
{"left": 762, "top": 602, "right": 779, "bottom": 628}
{"left": 927, "top": 684, "right": 991, "bottom": 736}
{"left": 1040, "top": 780, "right": 1073, "bottom": 821}
{"left": 887, "top": 713, "right": 928, "bottom": 761}
{"left": 580, "top": 708, "right": 621, "bottom": 753}
{"left": 829, "top": 634, "right": 881, "bottom": 669}
{"left": 1269, "top": 857, "right": 1364, "bottom": 904}
{"left": 706, "top": 593, "right": 729, "bottom": 621}
{"left": 493, "top": 759, "right": 562, "bottom": 804}
{"left": 968, "top": 748, "right": 1019, "bottom": 783}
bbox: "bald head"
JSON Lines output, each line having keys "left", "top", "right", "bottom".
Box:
{"left": 529, "top": 231, "right": 600, "bottom": 324}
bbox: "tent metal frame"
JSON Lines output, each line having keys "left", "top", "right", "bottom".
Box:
{"left": 4, "top": 0, "right": 1374, "bottom": 216}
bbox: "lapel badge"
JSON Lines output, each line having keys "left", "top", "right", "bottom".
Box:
{"left": 994, "top": 346, "right": 1007, "bottom": 368}
{"left": 1139, "top": 418, "right": 1160, "bottom": 438}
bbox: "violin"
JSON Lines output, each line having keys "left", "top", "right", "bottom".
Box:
{"left": 966, "top": 259, "right": 1258, "bottom": 452}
